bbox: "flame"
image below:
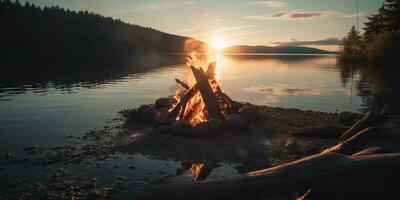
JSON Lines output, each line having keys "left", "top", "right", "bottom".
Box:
{"left": 169, "top": 52, "right": 230, "bottom": 126}
{"left": 190, "top": 163, "right": 205, "bottom": 181}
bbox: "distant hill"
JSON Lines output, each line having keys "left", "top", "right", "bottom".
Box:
{"left": 0, "top": 0, "right": 206, "bottom": 56}
{"left": 223, "top": 45, "right": 335, "bottom": 54}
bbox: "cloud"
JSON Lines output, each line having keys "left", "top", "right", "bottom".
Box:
{"left": 248, "top": 1, "right": 287, "bottom": 8}
{"left": 243, "top": 10, "right": 365, "bottom": 20}
{"left": 114, "top": 1, "right": 195, "bottom": 13}
{"left": 272, "top": 37, "right": 341, "bottom": 46}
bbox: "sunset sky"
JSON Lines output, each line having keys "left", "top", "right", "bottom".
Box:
{"left": 22, "top": 0, "right": 384, "bottom": 51}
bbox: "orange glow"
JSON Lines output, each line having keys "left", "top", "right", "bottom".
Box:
{"left": 169, "top": 55, "right": 230, "bottom": 126}
{"left": 210, "top": 38, "right": 228, "bottom": 50}
{"left": 190, "top": 163, "right": 205, "bottom": 181}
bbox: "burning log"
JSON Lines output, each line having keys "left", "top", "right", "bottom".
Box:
{"left": 205, "top": 61, "right": 216, "bottom": 78}
{"left": 169, "top": 85, "right": 199, "bottom": 117}
{"left": 175, "top": 78, "right": 190, "bottom": 90}
{"left": 190, "top": 66, "right": 224, "bottom": 120}
{"left": 169, "top": 59, "right": 235, "bottom": 126}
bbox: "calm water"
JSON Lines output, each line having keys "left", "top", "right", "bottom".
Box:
{"left": 0, "top": 54, "right": 395, "bottom": 152}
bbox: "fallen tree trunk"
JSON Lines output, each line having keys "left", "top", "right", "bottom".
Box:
{"left": 116, "top": 152, "right": 400, "bottom": 200}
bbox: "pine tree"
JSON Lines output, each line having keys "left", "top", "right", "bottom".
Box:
{"left": 364, "top": 5, "right": 387, "bottom": 41}
{"left": 385, "top": 0, "right": 400, "bottom": 32}
{"left": 339, "top": 26, "right": 363, "bottom": 61}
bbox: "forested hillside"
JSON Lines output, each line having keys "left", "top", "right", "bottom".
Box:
{"left": 0, "top": 0, "right": 206, "bottom": 56}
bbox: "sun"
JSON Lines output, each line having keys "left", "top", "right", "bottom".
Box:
{"left": 210, "top": 38, "right": 228, "bottom": 50}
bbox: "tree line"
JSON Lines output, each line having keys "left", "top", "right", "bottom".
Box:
{"left": 0, "top": 0, "right": 205, "bottom": 57}
{"left": 338, "top": 0, "right": 400, "bottom": 66}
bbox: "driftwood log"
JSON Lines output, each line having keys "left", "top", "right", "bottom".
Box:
{"left": 339, "top": 105, "right": 389, "bottom": 142}
{"left": 116, "top": 152, "right": 400, "bottom": 200}
{"left": 322, "top": 127, "right": 378, "bottom": 155}
{"left": 339, "top": 111, "right": 373, "bottom": 142}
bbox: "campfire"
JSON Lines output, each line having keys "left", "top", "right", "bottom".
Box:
{"left": 130, "top": 55, "right": 261, "bottom": 137}
{"left": 169, "top": 56, "right": 237, "bottom": 126}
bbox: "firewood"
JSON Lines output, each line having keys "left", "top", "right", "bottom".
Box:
{"left": 175, "top": 78, "right": 190, "bottom": 90}
{"left": 208, "top": 78, "right": 236, "bottom": 114}
{"left": 191, "top": 66, "right": 224, "bottom": 120}
{"left": 115, "top": 152, "right": 400, "bottom": 200}
{"left": 169, "top": 85, "right": 198, "bottom": 117}
{"left": 205, "top": 61, "right": 217, "bottom": 78}
{"left": 184, "top": 100, "right": 202, "bottom": 121}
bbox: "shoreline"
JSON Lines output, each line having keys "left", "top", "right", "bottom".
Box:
{"left": 1, "top": 103, "right": 378, "bottom": 199}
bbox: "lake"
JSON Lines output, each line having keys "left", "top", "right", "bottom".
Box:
{"left": 0, "top": 53, "right": 396, "bottom": 152}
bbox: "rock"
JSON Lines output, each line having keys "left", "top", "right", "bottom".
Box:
{"left": 137, "top": 105, "right": 157, "bottom": 123}
{"left": 169, "top": 119, "right": 192, "bottom": 136}
{"left": 239, "top": 106, "right": 261, "bottom": 122}
{"left": 156, "top": 107, "right": 170, "bottom": 119}
{"left": 153, "top": 117, "right": 173, "bottom": 128}
{"left": 155, "top": 98, "right": 172, "bottom": 109}
{"left": 339, "top": 111, "right": 355, "bottom": 122}
{"left": 226, "top": 114, "right": 248, "bottom": 131}
{"left": 285, "top": 137, "right": 298, "bottom": 152}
